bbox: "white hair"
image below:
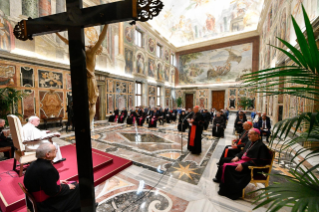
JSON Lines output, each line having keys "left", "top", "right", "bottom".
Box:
{"left": 36, "top": 143, "right": 54, "bottom": 158}
{"left": 0, "top": 119, "right": 5, "bottom": 123}
{"left": 28, "top": 116, "right": 39, "bottom": 123}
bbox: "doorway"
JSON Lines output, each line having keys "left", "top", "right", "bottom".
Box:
{"left": 212, "top": 91, "right": 225, "bottom": 111}
{"left": 185, "top": 94, "right": 194, "bottom": 110}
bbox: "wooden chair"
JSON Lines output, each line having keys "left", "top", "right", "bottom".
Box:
{"left": 7, "top": 115, "right": 37, "bottom": 177}
{"left": 0, "top": 146, "right": 11, "bottom": 158}
{"left": 18, "top": 183, "right": 38, "bottom": 212}
{"left": 242, "top": 149, "right": 276, "bottom": 199}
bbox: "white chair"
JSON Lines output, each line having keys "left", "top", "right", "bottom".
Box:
{"left": 7, "top": 115, "right": 37, "bottom": 177}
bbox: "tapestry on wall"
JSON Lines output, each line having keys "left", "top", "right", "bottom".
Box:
{"left": 179, "top": 43, "right": 253, "bottom": 85}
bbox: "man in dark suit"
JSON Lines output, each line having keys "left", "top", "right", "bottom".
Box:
{"left": 258, "top": 113, "right": 271, "bottom": 142}
{"left": 0, "top": 119, "right": 14, "bottom": 158}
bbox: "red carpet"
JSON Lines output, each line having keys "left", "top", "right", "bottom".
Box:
{"left": 0, "top": 145, "right": 132, "bottom": 212}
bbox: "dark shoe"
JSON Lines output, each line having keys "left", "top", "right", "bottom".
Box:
{"left": 54, "top": 158, "right": 66, "bottom": 163}
{"left": 95, "top": 202, "right": 99, "bottom": 208}
{"left": 216, "top": 162, "right": 219, "bottom": 165}
{"left": 213, "top": 178, "right": 220, "bottom": 183}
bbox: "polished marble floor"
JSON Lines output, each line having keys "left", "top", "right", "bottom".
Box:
{"left": 56, "top": 115, "right": 293, "bottom": 212}
{"left": 0, "top": 115, "right": 294, "bottom": 211}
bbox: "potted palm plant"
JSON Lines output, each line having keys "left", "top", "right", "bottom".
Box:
{"left": 176, "top": 97, "right": 182, "bottom": 107}
{"left": 0, "top": 87, "right": 25, "bottom": 125}
{"left": 242, "top": 5, "right": 319, "bottom": 211}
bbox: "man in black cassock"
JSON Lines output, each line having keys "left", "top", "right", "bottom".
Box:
{"left": 203, "top": 109, "right": 211, "bottom": 130}
{"left": 156, "top": 108, "right": 164, "bottom": 125}
{"left": 213, "top": 128, "right": 272, "bottom": 200}
{"left": 148, "top": 109, "right": 158, "bottom": 128}
{"left": 217, "top": 121, "right": 252, "bottom": 165}
{"left": 234, "top": 112, "right": 247, "bottom": 134}
{"left": 109, "top": 108, "right": 119, "bottom": 122}
{"left": 0, "top": 119, "right": 14, "bottom": 158}
{"left": 118, "top": 108, "right": 128, "bottom": 123}
{"left": 127, "top": 109, "right": 137, "bottom": 125}
{"left": 178, "top": 110, "right": 189, "bottom": 132}
{"left": 212, "top": 112, "right": 225, "bottom": 138}
{"left": 137, "top": 108, "right": 146, "bottom": 126}
{"left": 171, "top": 107, "right": 177, "bottom": 122}
{"left": 187, "top": 106, "right": 204, "bottom": 155}
{"left": 146, "top": 108, "right": 154, "bottom": 124}
{"left": 24, "top": 143, "right": 81, "bottom": 211}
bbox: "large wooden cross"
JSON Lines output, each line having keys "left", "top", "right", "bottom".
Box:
{"left": 13, "top": 0, "right": 163, "bottom": 211}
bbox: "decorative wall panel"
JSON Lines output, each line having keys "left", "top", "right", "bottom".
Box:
{"left": 0, "top": 64, "right": 15, "bottom": 86}
{"left": 38, "top": 70, "right": 63, "bottom": 89}
{"left": 39, "top": 91, "right": 64, "bottom": 119}
{"left": 22, "top": 90, "right": 35, "bottom": 120}
{"left": 106, "top": 78, "right": 134, "bottom": 113}
{"left": 21, "top": 67, "right": 34, "bottom": 87}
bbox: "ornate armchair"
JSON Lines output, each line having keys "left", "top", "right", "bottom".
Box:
{"left": 242, "top": 149, "right": 276, "bottom": 199}
{"left": 7, "top": 115, "right": 37, "bottom": 177}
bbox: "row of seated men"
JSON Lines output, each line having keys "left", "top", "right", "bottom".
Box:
{"left": 234, "top": 110, "right": 271, "bottom": 142}
{"left": 0, "top": 117, "right": 80, "bottom": 211}
{"left": 213, "top": 121, "right": 273, "bottom": 200}
{"left": 109, "top": 107, "right": 178, "bottom": 127}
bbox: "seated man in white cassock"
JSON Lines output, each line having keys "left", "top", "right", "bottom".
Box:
{"left": 23, "top": 116, "right": 65, "bottom": 163}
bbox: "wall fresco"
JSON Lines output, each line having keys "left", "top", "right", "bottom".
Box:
{"left": 179, "top": 43, "right": 252, "bottom": 85}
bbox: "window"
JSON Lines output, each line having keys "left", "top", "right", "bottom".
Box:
{"left": 171, "top": 54, "right": 175, "bottom": 66}
{"left": 156, "top": 44, "right": 162, "bottom": 58}
{"left": 135, "top": 30, "right": 143, "bottom": 47}
{"left": 135, "top": 82, "right": 142, "bottom": 107}
{"left": 157, "top": 86, "right": 161, "bottom": 106}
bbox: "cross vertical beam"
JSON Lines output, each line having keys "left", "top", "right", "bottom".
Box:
{"left": 66, "top": 0, "right": 95, "bottom": 210}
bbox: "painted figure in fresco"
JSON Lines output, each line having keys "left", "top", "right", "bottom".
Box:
{"left": 125, "top": 26, "right": 133, "bottom": 42}
{"left": 157, "top": 64, "right": 163, "bottom": 81}
{"left": 56, "top": 25, "right": 109, "bottom": 128}
{"left": 148, "top": 38, "right": 155, "bottom": 52}
{"left": 136, "top": 54, "right": 144, "bottom": 74}
{"left": 0, "top": 10, "right": 14, "bottom": 51}
{"left": 125, "top": 49, "right": 133, "bottom": 74}
{"left": 206, "top": 14, "right": 216, "bottom": 32}
{"left": 148, "top": 59, "right": 155, "bottom": 77}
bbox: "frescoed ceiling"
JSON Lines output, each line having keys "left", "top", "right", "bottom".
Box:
{"left": 148, "top": 0, "right": 264, "bottom": 47}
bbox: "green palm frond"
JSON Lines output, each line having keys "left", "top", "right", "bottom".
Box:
{"left": 244, "top": 4, "right": 319, "bottom": 211}
{"left": 251, "top": 167, "right": 319, "bottom": 212}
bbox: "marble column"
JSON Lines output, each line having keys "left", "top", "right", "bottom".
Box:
{"left": 39, "top": 0, "right": 51, "bottom": 17}
{"left": 0, "top": 0, "right": 10, "bottom": 16}
{"left": 22, "top": 0, "right": 39, "bottom": 18}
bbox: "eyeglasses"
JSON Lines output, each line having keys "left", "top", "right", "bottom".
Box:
{"left": 49, "top": 149, "right": 57, "bottom": 153}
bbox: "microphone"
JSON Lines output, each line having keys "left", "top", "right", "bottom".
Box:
{"left": 183, "top": 112, "right": 193, "bottom": 122}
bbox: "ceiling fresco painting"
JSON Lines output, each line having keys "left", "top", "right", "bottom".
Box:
{"left": 149, "top": 0, "right": 264, "bottom": 47}
{"left": 179, "top": 43, "right": 252, "bottom": 85}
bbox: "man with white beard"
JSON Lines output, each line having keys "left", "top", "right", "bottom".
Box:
{"left": 23, "top": 116, "right": 65, "bottom": 163}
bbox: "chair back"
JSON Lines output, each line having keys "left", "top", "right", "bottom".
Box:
{"left": 266, "top": 149, "right": 276, "bottom": 179}
{"left": 7, "top": 115, "right": 25, "bottom": 152}
{"left": 18, "top": 183, "right": 38, "bottom": 212}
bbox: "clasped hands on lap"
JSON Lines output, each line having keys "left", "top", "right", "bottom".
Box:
{"left": 231, "top": 157, "right": 243, "bottom": 172}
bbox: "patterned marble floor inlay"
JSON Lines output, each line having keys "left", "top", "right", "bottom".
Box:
{"left": 62, "top": 126, "right": 218, "bottom": 185}
{"left": 120, "top": 133, "right": 173, "bottom": 143}
{"left": 95, "top": 173, "right": 189, "bottom": 212}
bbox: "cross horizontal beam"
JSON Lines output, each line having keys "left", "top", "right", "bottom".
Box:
{"left": 25, "top": 0, "right": 135, "bottom": 37}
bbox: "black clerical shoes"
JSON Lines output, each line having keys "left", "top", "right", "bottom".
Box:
{"left": 213, "top": 178, "right": 220, "bottom": 183}
{"left": 54, "top": 158, "right": 66, "bottom": 163}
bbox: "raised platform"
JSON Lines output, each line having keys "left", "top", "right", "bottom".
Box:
{"left": 0, "top": 145, "right": 132, "bottom": 212}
